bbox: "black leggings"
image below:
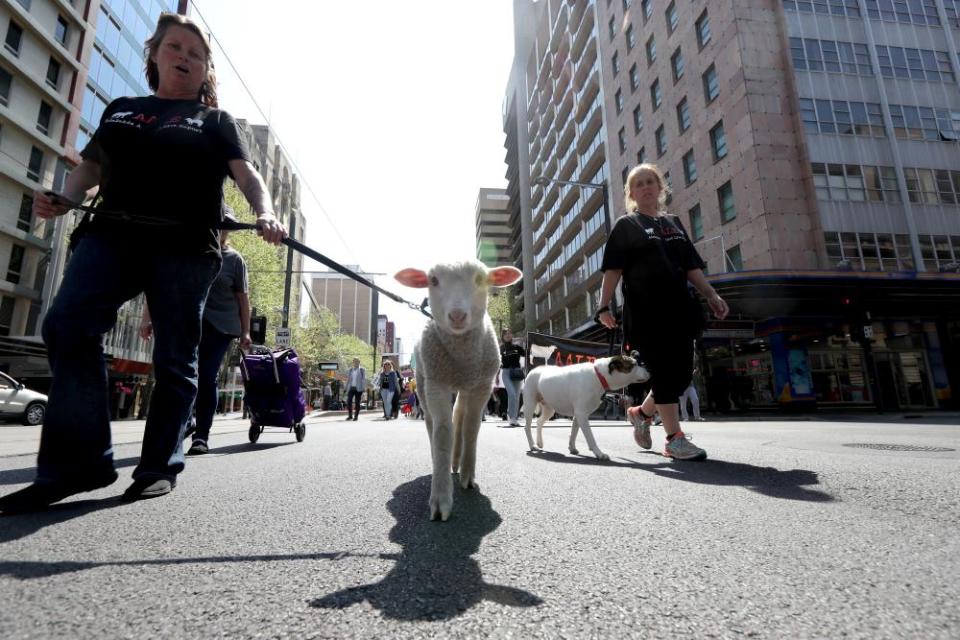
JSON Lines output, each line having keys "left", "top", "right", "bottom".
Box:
{"left": 346, "top": 388, "right": 362, "bottom": 416}
{"left": 627, "top": 329, "right": 694, "bottom": 405}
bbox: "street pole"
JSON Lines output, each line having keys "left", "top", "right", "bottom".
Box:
{"left": 281, "top": 213, "right": 296, "bottom": 329}
{"left": 600, "top": 180, "right": 617, "bottom": 356}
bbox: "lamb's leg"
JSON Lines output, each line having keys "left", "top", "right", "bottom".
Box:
{"left": 576, "top": 412, "right": 608, "bottom": 460}
{"left": 536, "top": 405, "right": 554, "bottom": 450}
{"left": 451, "top": 393, "right": 465, "bottom": 473}
{"left": 456, "top": 390, "right": 487, "bottom": 490}
{"left": 569, "top": 415, "right": 580, "bottom": 456}
{"left": 424, "top": 384, "right": 455, "bottom": 521}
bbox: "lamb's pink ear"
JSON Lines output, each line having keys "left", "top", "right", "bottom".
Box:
{"left": 487, "top": 266, "right": 522, "bottom": 288}
{"left": 394, "top": 269, "right": 430, "bottom": 288}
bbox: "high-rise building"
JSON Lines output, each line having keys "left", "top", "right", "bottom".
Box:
{"left": 310, "top": 266, "right": 377, "bottom": 345}
{"left": 504, "top": 0, "right": 612, "bottom": 339}
{"left": 505, "top": 0, "right": 960, "bottom": 410}
{"left": 475, "top": 187, "right": 512, "bottom": 267}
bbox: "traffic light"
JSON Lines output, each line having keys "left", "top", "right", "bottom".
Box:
{"left": 250, "top": 314, "right": 267, "bottom": 344}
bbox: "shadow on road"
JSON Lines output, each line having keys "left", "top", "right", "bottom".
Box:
{"left": 0, "top": 548, "right": 371, "bottom": 580}
{"left": 525, "top": 449, "right": 832, "bottom": 502}
{"left": 0, "top": 441, "right": 293, "bottom": 486}
{"left": 310, "top": 474, "right": 543, "bottom": 621}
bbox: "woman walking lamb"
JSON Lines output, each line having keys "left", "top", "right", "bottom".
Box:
{"left": 0, "top": 13, "right": 285, "bottom": 513}
{"left": 596, "top": 163, "right": 728, "bottom": 460}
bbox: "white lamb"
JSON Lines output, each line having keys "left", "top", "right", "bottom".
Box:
{"left": 395, "top": 261, "right": 522, "bottom": 521}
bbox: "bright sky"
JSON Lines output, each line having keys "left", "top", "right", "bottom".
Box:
{"left": 190, "top": 0, "right": 517, "bottom": 361}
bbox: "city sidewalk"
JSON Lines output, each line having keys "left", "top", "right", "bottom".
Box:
{"left": 0, "top": 409, "right": 380, "bottom": 459}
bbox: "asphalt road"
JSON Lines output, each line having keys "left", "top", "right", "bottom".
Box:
{"left": 0, "top": 412, "right": 958, "bottom": 639}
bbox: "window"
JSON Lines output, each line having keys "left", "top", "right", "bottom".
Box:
{"left": 46, "top": 57, "right": 61, "bottom": 89}
{"left": 725, "top": 244, "right": 743, "bottom": 271}
{"left": 5, "top": 21, "right": 24, "bottom": 56}
{"left": 676, "top": 97, "right": 690, "bottom": 132}
{"left": 688, "top": 204, "right": 703, "bottom": 241}
{"left": 790, "top": 37, "right": 873, "bottom": 76}
{"left": 703, "top": 64, "right": 719, "bottom": 103}
{"left": 615, "top": 88, "right": 624, "bottom": 114}
{"left": 784, "top": 1, "right": 861, "bottom": 18}
{"left": 641, "top": 0, "right": 652, "bottom": 21}
{"left": 646, "top": 35, "right": 656, "bottom": 65}
{"left": 876, "top": 45, "right": 955, "bottom": 83}
{"left": 718, "top": 181, "right": 736, "bottom": 223}
{"left": 0, "top": 297, "right": 14, "bottom": 336}
{"left": 696, "top": 10, "right": 711, "bottom": 49}
{"left": 665, "top": 1, "right": 678, "bottom": 34}
{"left": 861, "top": 0, "right": 940, "bottom": 24}
{"left": 17, "top": 194, "right": 33, "bottom": 232}
{"left": 710, "top": 121, "right": 728, "bottom": 161}
{"left": 0, "top": 67, "right": 11, "bottom": 106}
{"left": 6, "top": 245, "right": 24, "bottom": 284}
{"left": 683, "top": 149, "right": 697, "bottom": 185}
{"left": 637, "top": 147, "right": 646, "bottom": 164}
{"left": 618, "top": 126, "right": 627, "bottom": 153}
{"left": 608, "top": 16, "right": 616, "bottom": 40}
{"left": 671, "top": 47, "right": 685, "bottom": 82}
{"left": 655, "top": 124, "right": 667, "bottom": 156}
{"left": 633, "top": 104, "right": 644, "bottom": 134}
{"left": 612, "top": 51, "right": 620, "bottom": 76}
{"left": 802, "top": 97, "right": 886, "bottom": 137}
{"left": 622, "top": 166, "right": 630, "bottom": 184}
{"left": 626, "top": 24, "right": 635, "bottom": 50}
{"left": 15, "top": 0, "right": 31, "bottom": 11}
{"left": 37, "top": 101, "right": 52, "bottom": 135}
{"left": 55, "top": 16, "right": 69, "bottom": 46}
{"left": 629, "top": 63, "right": 639, "bottom": 91}
{"left": 622, "top": 0, "right": 631, "bottom": 10}
{"left": 27, "top": 146, "right": 43, "bottom": 182}
{"left": 650, "top": 78, "right": 661, "bottom": 110}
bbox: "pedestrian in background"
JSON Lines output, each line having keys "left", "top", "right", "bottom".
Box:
{"left": 499, "top": 329, "right": 525, "bottom": 427}
{"left": 322, "top": 382, "right": 333, "bottom": 411}
{"left": 140, "top": 207, "right": 251, "bottom": 456}
{"left": 375, "top": 361, "right": 400, "bottom": 420}
{"left": 596, "top": 163, "right": 728, "bottom": 460}
{"left": 0, "top": 13, "right": 286, "bottom": 513}
{"left": 344, "top": 358, "right": 365, "bottom": 421}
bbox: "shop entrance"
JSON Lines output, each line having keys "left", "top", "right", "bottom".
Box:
{"left": 873, "top": 351, "right": 935, "bottom": 410}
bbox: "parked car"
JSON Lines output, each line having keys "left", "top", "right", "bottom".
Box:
{"left": 0, "top": 371, "right": 47, "bottom": 426}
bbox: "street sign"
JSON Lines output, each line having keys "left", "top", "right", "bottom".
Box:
{"left": 318, "top": 362, "right": 338, "bottom": 371}
{"left": 862, "top": 325, "right": 873, "bottom": 339}
{"left": 276, "top": 327, "right": 291, "bottom": 347}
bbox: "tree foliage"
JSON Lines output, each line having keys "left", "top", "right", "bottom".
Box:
{"left": 224, "top": 184, "right": 375, "bottom": 384}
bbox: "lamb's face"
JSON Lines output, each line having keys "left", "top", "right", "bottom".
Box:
{"left": 427, "top": 263, "right": 489, "bottom": 336}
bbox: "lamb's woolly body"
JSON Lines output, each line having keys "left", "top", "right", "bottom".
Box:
{"left": 414, "top": 316, "right": 500, "bottom": 395}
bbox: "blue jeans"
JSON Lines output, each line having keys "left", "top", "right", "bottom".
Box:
{"left": 380, "top": 389, "right": 394, "bottom": 418}
{"left": 502, "top": 370, "right": 522, "bottom": 422}
{"left": 192, "top": 320, "right": 236, "bottom": 443}
{"left": 38, "top": 234, "right": 219, "bottom": 484}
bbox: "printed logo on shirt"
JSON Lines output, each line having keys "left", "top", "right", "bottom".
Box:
{"left": 104, "top": 111, "right": 159, "bottom": 128}
{"left": 159, "top": 113, "right": 205, "bottom": 133}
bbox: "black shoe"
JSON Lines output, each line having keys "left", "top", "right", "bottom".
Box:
{"left": 121, "top": 478, "right": 175, "bottom": 502}
{"left": 346, "top": 415, "right": 353, "bottom": 421}
{"left": 186, "top": 440, "right": 208, "bottom": 456}
{"left": 0, "top": 470, "right": 118, "bottom": 514}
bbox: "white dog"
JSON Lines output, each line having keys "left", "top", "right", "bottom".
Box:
{"left": 523, "top": 354, "right": 650, "bottom": 460}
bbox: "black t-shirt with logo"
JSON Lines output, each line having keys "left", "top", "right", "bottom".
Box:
{"left": 500, "top": 342, "right": 525, "bottom": 369}
{"left": 80, "top": 95, "right": 250, "bottom": 255}
{"left": 601, "top": 212, "right": 706, "bottom": 331}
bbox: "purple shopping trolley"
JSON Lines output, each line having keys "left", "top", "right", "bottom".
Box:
{"left": 239, "top": 346, "right": 307, "bottom": 443}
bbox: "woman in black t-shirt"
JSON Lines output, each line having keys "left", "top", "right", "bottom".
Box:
{"left": 597, "top": 163, "right": 729, "bottom": 461}
{"left": 499, "top": 329, "right": 526, "bottom": 427}
{"left": 0, "top": 14, "right": 286, "bottom": 514}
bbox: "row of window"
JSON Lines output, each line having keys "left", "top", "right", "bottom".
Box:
{"left": 790, "top": 37, "right": 955, "bottom": 83}
{"left": 824, "top": 232, "right": 960, "bottom": 272}
{"left": 812, "top": 162, "right": 960, "bottom": 206}
{"left": 784, "top": 0, "right": 960, "bottom": 28}
{"left": 4, "top": 21, "right": 66, "bottom": 92}
{"left": 800, "top": 97, "right": 960, "bottom": 141}
{"left": 685, "top": 180, "right": 738, "bottom": 242}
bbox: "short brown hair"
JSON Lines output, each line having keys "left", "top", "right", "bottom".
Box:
{"left": 144, "top": 13, "right": 218, "bottom": 107}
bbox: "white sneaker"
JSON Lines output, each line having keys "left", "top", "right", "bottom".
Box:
{"left": 664, "top": 432, "right": 707, "bottom": 460}
{"left": 626, "top": 407, "right": 653, "bottom": 450}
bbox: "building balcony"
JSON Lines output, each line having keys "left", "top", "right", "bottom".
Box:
{"left": 570, "top": 3, "right": 596, "bottom": 63}
{"left": 551, "top": 4, "right": 569, "bottom": 46}
{"left": 556, "top": 84, "right": 575, "bottom": 124}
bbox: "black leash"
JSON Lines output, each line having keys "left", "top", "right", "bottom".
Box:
{"left": 45, "top": 192, "right": 432, "bottom": 318}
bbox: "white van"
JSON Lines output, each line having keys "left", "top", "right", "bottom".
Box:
{"left": 0, "top": 371, "right": 47, "bottom": 425}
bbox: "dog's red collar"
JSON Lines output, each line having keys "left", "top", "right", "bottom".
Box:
{"left": 594, "top": 364, "right": 610, "bottom": 391}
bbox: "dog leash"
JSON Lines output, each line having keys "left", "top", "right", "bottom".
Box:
{"left": 44, "top": 192, "right": 433, "bottom": 319}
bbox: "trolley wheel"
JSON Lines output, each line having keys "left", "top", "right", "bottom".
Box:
{"left": 295, "top": 422, "right": 306, "bottom": 442}
{"left": 249, "top": 423, "right": 262, "bottom": 443}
